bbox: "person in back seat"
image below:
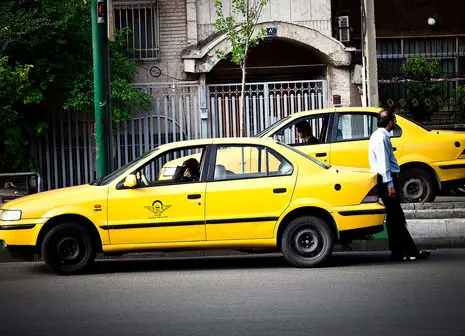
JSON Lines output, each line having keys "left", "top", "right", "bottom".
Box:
{"left": 214, "top": 164, "right": 227, "bottom": 180}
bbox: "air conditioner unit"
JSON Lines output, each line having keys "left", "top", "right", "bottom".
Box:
{"left": 338, "top": 16, "right": 350, "bottom": 42}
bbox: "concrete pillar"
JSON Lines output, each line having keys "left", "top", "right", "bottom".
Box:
{"left": 199, "top": 74, "right": 209, "bottom": 138}
{"left": 186, "top": 0, "right": 198, "bottom": 47}
{"left": 327, "top": 66, "right": 352, "bottom": 107}
{"left": 362, "top": 0, "right": 379, "bottom": 107}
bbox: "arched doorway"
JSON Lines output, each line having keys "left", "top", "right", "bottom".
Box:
{"left": 182, "top": 22, "right": 352, "bottom": 137}
{"left": 207, "top": 38, "right": 327, "bottom": 84}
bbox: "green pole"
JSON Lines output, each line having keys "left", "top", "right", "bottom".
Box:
{"left": 91, "top": 0, "right": 110, "bottom": 178}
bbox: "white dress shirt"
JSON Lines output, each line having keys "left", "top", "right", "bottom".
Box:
{"left": 369, "top": 127, "right": 400, "bottom": 188}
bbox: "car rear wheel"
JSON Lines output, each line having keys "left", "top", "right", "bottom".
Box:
{"left": 399, "top": 168, "right": 436, "bottom": 203}
{"left": 281, "top": 216, "right": 334, "bottom": 268}
{"left": 41, "top": 223, "right": 96, "bottom": 275}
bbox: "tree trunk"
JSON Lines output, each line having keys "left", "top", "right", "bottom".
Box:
{"left": 240, "top": 62, "right": 246, "bottom": 137}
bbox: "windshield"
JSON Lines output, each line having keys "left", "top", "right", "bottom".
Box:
{"left": 254, "top": 115, "right": 292, "bottom": 137}
{"left": 91, "top": 147, "right": 159, "bottom": 186}
{"left": 278, "top": 143, "right": 330, "bottom": 169}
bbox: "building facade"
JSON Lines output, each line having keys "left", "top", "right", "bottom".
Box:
{"left": 33, "top": 0, "right": 465, "bottom": 190}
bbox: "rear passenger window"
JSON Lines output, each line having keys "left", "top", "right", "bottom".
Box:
{"left": 336, "top": 113, "right": 378, "bottom": 141}
{"left": 213, "top": 145, "right": 293, "bottom": 181}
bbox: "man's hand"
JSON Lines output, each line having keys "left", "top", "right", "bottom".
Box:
{"left": 388, "top": 187, "right": 396, "bottom": 197}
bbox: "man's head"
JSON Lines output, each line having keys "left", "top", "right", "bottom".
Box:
{"left": 295, "top": 120, "right": 312, "bottom": 140}
{"left": 377, "top": 107, "right": 397, "bottom": 131}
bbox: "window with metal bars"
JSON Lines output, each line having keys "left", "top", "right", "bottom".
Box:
{"left": 114, "top": 0, "right": 160, "bottom": 60}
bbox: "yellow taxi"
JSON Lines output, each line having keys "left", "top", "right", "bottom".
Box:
{"left": 0, "top": 138, "right": 384, "bottom": 274}
{"left": 258, "top": 107, "right": 465, "bottom": 203}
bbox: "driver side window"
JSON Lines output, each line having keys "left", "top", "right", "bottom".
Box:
{"left": 131, "top": 146, "right": 205, "bottom": 187}
{"left": 272, "top": 114, "right": 330, "bottom": 146}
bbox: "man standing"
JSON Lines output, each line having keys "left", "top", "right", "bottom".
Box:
{"left": 369, "top": 108, "right": 430, "bottom": 261}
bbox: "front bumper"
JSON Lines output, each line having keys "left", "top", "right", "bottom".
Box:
{"left": 0, "top": 222, "right": 42, "bottom": 246}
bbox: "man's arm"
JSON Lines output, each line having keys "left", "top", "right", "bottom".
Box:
{"left": 373, "top": 135, "right": 393, "bottom": 187}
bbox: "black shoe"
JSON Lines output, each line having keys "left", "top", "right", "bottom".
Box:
{"left": 417, "top": 250, "right": 431, "bottom": 260}
{"left": 403, "top": 250, "right": 431, "bottom": 261}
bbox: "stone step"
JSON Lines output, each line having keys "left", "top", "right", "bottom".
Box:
{"left": 401, "top": 202, "right": 465, "bottom": 210}
{"left": 404, "top": 209, "right": 465, "bottom": 219}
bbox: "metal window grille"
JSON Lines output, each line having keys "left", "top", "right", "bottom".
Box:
{"left": 114, "top": 0, "right": 160, "bottom": 60}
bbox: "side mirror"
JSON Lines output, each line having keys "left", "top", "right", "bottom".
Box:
{"left": 123, "top": 174, "right": 137, "bottom": 188}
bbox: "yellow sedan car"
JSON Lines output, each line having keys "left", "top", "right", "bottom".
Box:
{"left": 0, "top": 138, "right": 384, "bottom": 274}
{"left": 258, "top": 107, "right": 465, "bottom": 203}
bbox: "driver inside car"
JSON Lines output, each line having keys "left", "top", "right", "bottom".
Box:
{"left": 172, "top": 158, "right": 201, "bottom": 182}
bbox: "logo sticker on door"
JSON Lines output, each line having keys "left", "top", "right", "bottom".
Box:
{"left": 145, "top": 200, "right": 171, "bottom": 218}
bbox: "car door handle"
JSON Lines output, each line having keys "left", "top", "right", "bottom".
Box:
{"left": 273, "top": 188, "right": 287, "bottom": 194}
{"left": 187, "top": 194, "right": 201, "bottom": 200}
{"left": 315, "top": 152, "right": 327, "bottom": 157}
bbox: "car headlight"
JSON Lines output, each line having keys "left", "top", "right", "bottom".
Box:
{"left": 0, "top": 210, "right": 22, "bottom": 221}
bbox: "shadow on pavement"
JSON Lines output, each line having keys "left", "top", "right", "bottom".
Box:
{"left": 26, "top": 251, "right": 402, "bottom": 275}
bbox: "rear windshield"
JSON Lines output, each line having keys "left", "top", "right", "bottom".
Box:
{"left": 277, "top": 143, "right": 330, "bottom": 169}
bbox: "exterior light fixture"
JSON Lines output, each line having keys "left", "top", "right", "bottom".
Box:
{"left": 427, "top": 17, "right": 436, "bottom": 26}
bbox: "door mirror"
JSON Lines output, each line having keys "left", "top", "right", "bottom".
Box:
{"left": 123, "top": 174, "right": 137, "bottom": 188}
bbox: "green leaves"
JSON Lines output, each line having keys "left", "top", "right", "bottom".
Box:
{"left": 401, "top": 56, "right": 443, "bottom": 121}
{"left": 214, "top": 0, "right": 270, "bottom": 67}
{"left": 0, "top": 0, "right": 151, "bottom": 172}
{"left": 402, "top": 56, "right": 442, "bottom": 81}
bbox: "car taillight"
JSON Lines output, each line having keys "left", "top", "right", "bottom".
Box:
{"left": 362, "top": 186, "right": 379, "bottom": 203}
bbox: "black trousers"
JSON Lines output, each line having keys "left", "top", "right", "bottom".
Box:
{"left": 378, "top": 174, "right": 419, "bottom": 256}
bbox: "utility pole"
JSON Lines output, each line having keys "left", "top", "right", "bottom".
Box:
{"left": 91, "top": 0, "right": 111, "bottom": 178}
{"left": 361, "top": 0, "right": 379, "bottom": 107}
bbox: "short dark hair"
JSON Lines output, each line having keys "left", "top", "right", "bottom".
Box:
{"left": 295, "top": 120, "right": 311, "bottom": 134}
{"left": 183, "top": 158, "right": 200, "bottom": 170}
{"left": 377, "top": 107, "right": 395, "bottom": 128}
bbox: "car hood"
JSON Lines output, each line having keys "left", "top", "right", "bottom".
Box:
{"left": 1, "top": 184, "right": 108, "bottom": 218}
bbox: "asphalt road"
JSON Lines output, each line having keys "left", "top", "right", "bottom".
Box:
{"left": 1, "top": 249, "right": 465, "bottom": 336}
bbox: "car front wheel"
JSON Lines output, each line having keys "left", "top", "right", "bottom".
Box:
{"left": 281, "top": 216, "right": 334, "bottom": 268}
{"left": 399, "top": 168, "right": 436, "bottom": 203}
{"left": 41, "top": 223, "right": 97, "bottom": 275}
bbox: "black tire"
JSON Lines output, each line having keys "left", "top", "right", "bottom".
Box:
{"left": 399, "top": 168, "right": 436, "bottom": 203}
{"left": 281, "top": 216, "right": 334, "bottom": 268}
{"left": 41, "top": 223, "right": 97, "bottom": 275}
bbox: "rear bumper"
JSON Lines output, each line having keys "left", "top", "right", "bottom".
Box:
{"left": 332, "top": 203, "right": 385, "bottom": 234}
{"left": 432, "top": 159, "right": 465, "bottom": 184}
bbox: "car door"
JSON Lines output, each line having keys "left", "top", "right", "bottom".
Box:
{"left": 205, "top": 143, "right": 296, "bottom": 241}
{"left": 269, "top": 114, "right": 332, "bottom": 164}
{"left": 329, "top": 112, "right": 404, "bottom": 168}
{"left": 106, "top": 145, "right": 208, "bottom": 245}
